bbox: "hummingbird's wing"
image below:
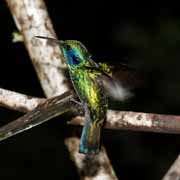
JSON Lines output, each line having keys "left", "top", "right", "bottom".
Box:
{"left": 97, "top": 62, "right": 144, "bottom": 101}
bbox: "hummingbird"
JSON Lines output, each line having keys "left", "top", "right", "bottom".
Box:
{"left": 35, "top": 36, "right": 139, "bottom": 154}
{"left": 60, "top": 39, "right": 108, "bottom": 154}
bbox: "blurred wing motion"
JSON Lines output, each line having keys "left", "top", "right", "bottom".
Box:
{"left": 98, "top": 62, "right": 144, "bottom": 101}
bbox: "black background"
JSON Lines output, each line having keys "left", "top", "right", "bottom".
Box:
{"left": 1, "top": 1, "right": 180, "bottom": 179}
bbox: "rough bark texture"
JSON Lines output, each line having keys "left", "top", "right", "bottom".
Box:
{"left": 6, "top": 0, "right": 68, "bottom": 97}
{"left": 0, "top": 91, "right": 77, "bottom": 141}
{"left": 71, "top": 111, "right": 180, "bottom": 134}
{"left": 2, "top": 89, "right": 180, "bottom": 135}
{"left": 4, "top": 0, "right": 118, "bottom": 179}
{"left": 0, "top": 87, "right": 44, "bottom": 112}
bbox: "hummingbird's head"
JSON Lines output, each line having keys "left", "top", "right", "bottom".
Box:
{"left": 60, "top": 40, "right": 92, "bottom": 67}
{"left": 35, "top": 36, "right": 92, "bottom": 68}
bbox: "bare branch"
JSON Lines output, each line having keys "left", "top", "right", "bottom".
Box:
{"left": 6, "top": 0, "right": 68, "bottom": 97}
{"left": 162, "top": 155, "right": 180, "bottom": 180}
{"left": 71, "top": 111, "right": 180, "bottom": 134}
{"left": 5, "top": 0, "right": 117, "bottom": 179}
{"left": 0, "top": 91, "right": 77, "bottom": 141}
{"left": 2, "top": 88, "right": 180, "bottom": 138}
{"left": 0, "top": 87, "right": 44, "bottom": 112}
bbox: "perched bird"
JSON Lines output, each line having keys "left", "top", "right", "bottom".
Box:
{"left": 35, "top": 36, "right": 138, "bottom": 154}
{"left": 61, "top": 39, "right": 108, "bottom": 154}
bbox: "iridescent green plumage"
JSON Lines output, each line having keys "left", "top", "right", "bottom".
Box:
{"left": 35, "top": 36, "right": 134, "bottom": 154}
{"left": 60, "top": 40, "right": 108, "bottom": 154}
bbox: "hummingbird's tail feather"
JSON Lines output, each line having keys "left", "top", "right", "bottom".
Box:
{"left": 79, "top": 120, "right": 102, "bottom": 154}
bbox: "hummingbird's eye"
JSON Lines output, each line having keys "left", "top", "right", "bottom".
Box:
{"left": 64, "top": 44, "right": 71, "bottom": 50}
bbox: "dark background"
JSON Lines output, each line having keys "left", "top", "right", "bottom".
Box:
{"left": 1, "top": 1, "right": 180, "bottom": 179}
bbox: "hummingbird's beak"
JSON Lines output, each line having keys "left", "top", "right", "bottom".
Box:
{"left": 35, "top": 36, "right": 64, "bottom": 45}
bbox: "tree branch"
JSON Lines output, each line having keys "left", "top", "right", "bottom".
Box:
{"left": 6, "top": 0, "right": 68, "bottom": 97}
{"left": 1, "top": 88, "right": 180, "bottom": 137}
{"left": 0, "top": 87, "right": 44, "bottom": 112}
{"left": 71, "top": 111, "right": 180, "bottom": 134}
{"left": 0, "top": 91, "right": 77, "bottom": 141}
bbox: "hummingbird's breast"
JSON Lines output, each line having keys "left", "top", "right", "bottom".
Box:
{"left": 70, "top": 68, "right": 107, "bottom": 124}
